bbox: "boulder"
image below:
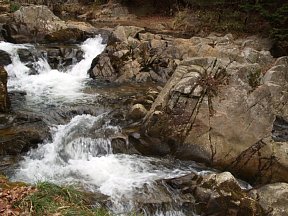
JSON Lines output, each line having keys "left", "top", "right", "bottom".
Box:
{"left": 7, "top": 5, "right": 105, "bottom": 43}
{"left": 0, "top": 112, "right": 50, "bottom": 155}
{"left": 250, "top": 183, "right": 288, "bottom": 216}
{"left": 128, "top": 103, "right": 147, "bottom": 120}
{"left": 158, "top": 171, "right": 264, "bottom": 215}
{"left": 112, "top": 26, "right": 144, "bottom": 43}
{"left": 139, "top": 56, "right": 288, "bottom": 184}
{"left": 0, "top": 50, "right": 11, "bottom": 66}
{"left": 12, "top": 5, "right": 66, "bottom": 40}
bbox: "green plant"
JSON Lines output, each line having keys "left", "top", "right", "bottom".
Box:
{"left": 247, "top": 69, "right": 261, "bottom": 91}
{"left": 15, "top": 182, "right": 109, "bottom": 216}
{"left": 181, "top": 59, "right": 229, "bottom": 140}
{"left": 10, "top": 2, "right": 21, "bottom": 12}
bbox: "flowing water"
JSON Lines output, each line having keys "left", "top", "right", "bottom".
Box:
{"left": 0, "top": 36, "right": 211, "bottom": 215}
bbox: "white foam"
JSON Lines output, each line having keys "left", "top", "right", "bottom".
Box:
{"left": 12, "top": 114, "right": 196, "bottom": 214}
{"left": 0, "top": 36, "right": 105, "bottom": 104}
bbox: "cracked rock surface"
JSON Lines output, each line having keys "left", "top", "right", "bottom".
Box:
{"left": 126, "top": 34, "right": 288, "bottom": 185}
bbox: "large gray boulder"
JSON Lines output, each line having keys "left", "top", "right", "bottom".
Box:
{"left": 136, "top": 56, "right": 288, "bottom": 184}
{"left": 12, "top": 5, "right": 66, "bottom": 38}
{"left": 6, "top": 5, "right": 104, "bottom": 43}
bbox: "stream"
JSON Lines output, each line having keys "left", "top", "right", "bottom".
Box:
{"left": 0, "top": 36, "right": 214, "bottom": 215}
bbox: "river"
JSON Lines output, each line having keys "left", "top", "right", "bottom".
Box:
{"left": 0, "top": 36, "right": 213, "bottom": 215}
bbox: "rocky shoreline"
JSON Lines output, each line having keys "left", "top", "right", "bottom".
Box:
{"left": 0, "top": 2, "right": 288, "bottom": 215}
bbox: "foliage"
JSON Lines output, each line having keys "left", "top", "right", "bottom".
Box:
{"left": 10, "top": 1, "right": 21, "bottom": 12}
{"left": 247, "top": 69, "right": 261, "bottom": 91}
{"left": 240, "top": 1, "right": 288, "bottom": 41}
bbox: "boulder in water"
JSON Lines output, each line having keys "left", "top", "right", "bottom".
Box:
{"left": 0, "top": 112, "right": 50, "bottom": 155}
{"left": 0, "top": 50, "right": 12, "bottom": 66}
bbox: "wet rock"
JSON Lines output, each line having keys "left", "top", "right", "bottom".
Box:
{"left": 250, "top": 183, "right": 288, "bottom": 216}
{"left": 157, "top": 171, "right": 264, "bottom": 215}
{"left": 128, "top": 133, "right": 171, "bottom": 156}
{"left": 141, "top": 56, "right": 288, "bottom": 184}
{"left": 272, "top": 117, "right": 288, "bottom": 142}
{"left": 17, "top": 48, "right": 35, "bottom": 63}
{"left": 0, "top": 66, "right": 9, "bottom": 112}
{"left": 128, "top": 104, "right": 147, "bottom": 120}
{"left": 111, "top": 136, "right": 139, "bottom": 154}
{"left": 0, "top": 50, "right": 12, "bottom": 66}
{"left": 38, "top": 45, "right": 84, "bottom": 69}
{"left": 0, "top": 112, "right": 50, "bottom": 155}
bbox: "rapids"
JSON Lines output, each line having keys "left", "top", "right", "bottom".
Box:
{"left": 0, "top": 36, "right": 210, "bottom": 215}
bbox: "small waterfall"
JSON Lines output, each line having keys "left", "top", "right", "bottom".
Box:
{"left": 0, "top": 36, "right": 105, "bottom": 105}
{"left": 12, "top": 114, "right": 201, "bottom": 215}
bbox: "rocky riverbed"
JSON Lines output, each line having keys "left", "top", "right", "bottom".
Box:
{"left": 0, "top": 2, "right": 288, "bottom": 216}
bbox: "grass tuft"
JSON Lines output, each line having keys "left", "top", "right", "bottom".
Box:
{"left": 14, "top": 182, "right": 109, "bottom": 216}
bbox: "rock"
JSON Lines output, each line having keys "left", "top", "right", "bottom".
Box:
{"left": 88, "top": 31, "right": 176, "bottom": 83}
{"left": 45, "top": 28, "right": 89, "bottom": 43}
{"left": 140, "top": 56, "right": 288, "bottom": 184}
{"left": 8, "top": 5, "right": 105, "bottom": 43}
{"left": 17, "top": 48, "right": 35, "bottom": 63}
{"left": 159, "top": 171, "right": 264, "bottom": 215}
{"left": 0, "top": 2, "right": 10, "bottom": 13}
{"left": 111, "top": 136, "right": 139, "bottom": 154}
{"left": 87, "top": 3, "right": 136, "bottom": 23}
{"left": 88, "top": 53, "right": 117, "bottom": 82}
{"left": 128, "top": 104, "right": 147, "bottom": 120}
{"left": 0, "top": 50, "right": 11, "bottom": 66}
{"left": 250, "top": 183, "right": 288, "bottom": 216}
{"left": 272, "top": 117, "right": 288, "bottom": 142}
{"left": 0, "top": 112, "right": 50, "bottom": 155}
{"left": 44, "top": 21, "right": 105, "bottom": 43}
{"left": 116, "top": 60, "right": 141, "bottom": 83}
{"left": 0, "top": 66, "right": 9, "bottom": 112}
{"left": 112, "top": 26, "right": 144, "bottom": 43}
{"left": 12, "top": 5, "right": 66, "bottom": 40}
{"left": 263, "top": 56, "right": 288, "bottom": 119}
